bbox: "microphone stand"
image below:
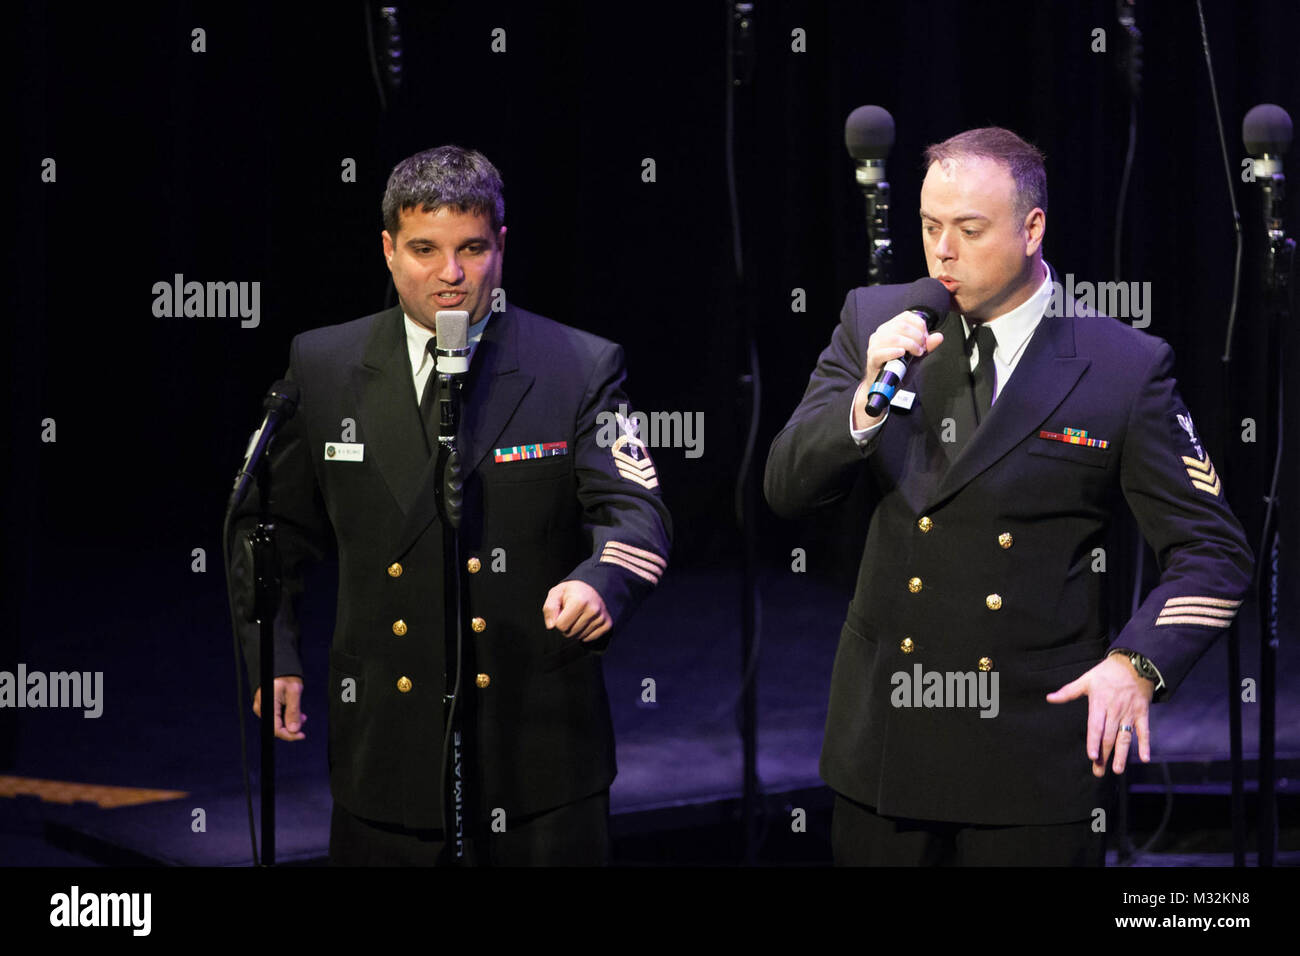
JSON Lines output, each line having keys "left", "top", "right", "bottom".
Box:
{"left": 727, "top": 0, "right": 762, "bottom": 865}
{"left": 249, "top": 460, "right": 281, "bottom": 866}
{"left": 436, "top": 354, "right": 475, "bottom": 865}
{"left": 858, "top": 173, "right": 893, "bottom": 286}
{"left": 1254, "top": 160, "right": 1291, "bottom": 868}
{"left": 224, "top": 381, "right": 298, "bottom": 867}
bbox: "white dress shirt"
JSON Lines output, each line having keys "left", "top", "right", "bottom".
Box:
{"left": 405, "top": 311, "right": 492, "bottom": 404}
{"left": 851, "top": 263, "right": 1054, "bottom": 443}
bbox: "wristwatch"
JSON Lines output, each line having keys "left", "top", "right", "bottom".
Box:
{"left": 1108, "top": 647, "right": 1165, "bottom": 693}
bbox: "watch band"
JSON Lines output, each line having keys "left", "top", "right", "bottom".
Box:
{"left": 1108, "top": 647, "right": 1165, "bottom": 692}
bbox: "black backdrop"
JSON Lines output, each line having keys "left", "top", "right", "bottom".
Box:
{"left": 7, "top": 0, "right": 1298, "bottom": 767}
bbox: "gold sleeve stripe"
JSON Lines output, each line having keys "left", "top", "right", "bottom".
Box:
{"left": 600, "top": 545, "right": 664, "bottom": 580}
{"left": 1191, "top": 477, "right": 1222, "bottom": 496}
{"left": 599, "top": 551, "right": 661, "bottom": 584}
{"left": 615, "top": 467, "right": 660, "bottom": 489}
{"left": 604, "top": 540, "right": 667, "bottom": 572}
{"left": 1162, "top": 596, "right": 1242, "bottom": 609}
{"left": 613, "top": 448, "right": 657, "bottom": 471}
{"left": 1155, "top": 614, "right": 1236, "bottom": 628}
{"left": 1156, "top": 609, "right": 1236, "bottom": 625}
{"left": 1181, "top": 456, "right": 1222, "bottom": 496}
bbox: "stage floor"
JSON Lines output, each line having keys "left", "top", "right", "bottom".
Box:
{"left": 1, "top": 557, "right": 1295, "bottom": 866}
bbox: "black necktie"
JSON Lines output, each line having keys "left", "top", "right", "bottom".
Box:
{"left": 968, "top": 322, "right": 997, "bottom": 425}
{"left": 419, "top": 338, "right": 438, "bottom": 454}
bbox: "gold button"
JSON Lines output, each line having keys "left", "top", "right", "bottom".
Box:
{"left": 998, "top": 532, "right": 1013, "bottom": 549}
{"left": 908, "top": 577, "right": 923, "bottom": 593}
{"left": 985, "top": 594, "right": 1002, "bottom": 611}
{"left": 978, "top": 657, "right": 993, "bottom": 673}
{"left": 471, "top": 617, "right": 486, "bottom": 633}
{"left": 476, "top": 673, "right": 490, "bottom": 689}
{"left": 397, "top": 676, "right": 412, "bottom": 692}
{"left": 917, "top": 516, "right": 933, "bottom": 533}
{"left": 900, "top": 637, "right": 914, "bottom": 654}
{"left": 387, "top": 562, "right": 403, "bottom": 578}
{"left": 467, "top": 556, "right": 482, "bottom": 574}
{"left": 392, "top": 619, "right": 407, "bottom": 636}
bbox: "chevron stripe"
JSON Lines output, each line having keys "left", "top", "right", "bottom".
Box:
{"left": 615, "top": 467, "right": 659, "bottom": 489}
{"left": 613, "top": 450, "right": 656, "bottom": 472}
{"left": 1181, "top": 455, "right": 1221, "bottom": 496}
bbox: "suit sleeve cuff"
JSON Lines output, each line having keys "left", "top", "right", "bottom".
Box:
{"left": 850, "top": 380, "right": 889, "bottom": 445}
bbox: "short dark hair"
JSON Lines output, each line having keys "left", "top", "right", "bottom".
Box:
{"left": 381, "top": 145, "right": 505, "bottom": 238}
{"left": 924, "top": 127, "right": 1047, "bottom": 224}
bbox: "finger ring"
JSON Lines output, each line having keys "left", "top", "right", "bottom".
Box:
{"left": 1120, "top": 724, "right": 1134, "bottom": 733}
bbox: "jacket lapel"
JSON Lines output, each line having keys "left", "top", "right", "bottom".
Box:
{"left": 911, "top": 309, "right": 971, "bottom": 469}
{"left": 925, "top": 307, "right": 1089, "bottom": 510}
{"left": 457, "top": 307, "right": 535, "bottom": 477}
{"left": 389, "top": 306, "right": 535, "bottom": 559}
{"left": 350, "top": 306, "right": 434, "bottom": 517}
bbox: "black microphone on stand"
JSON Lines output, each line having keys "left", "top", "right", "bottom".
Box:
{"left": 1244, "top": 103, "right": 1294, "bottom": 274}
{"left": 1242, "top": 102, "right": 1292, "bottom": 870}
{"left": 223, "top": 378, "right": 300, "bottom": 866}
{"left": 433, "top": 309, "right": 472, "bottom": 863}
{"left": 845, "top": 105, "right": 896, "bottom": 286}
{"left": 435, "top": 311, "right": 470, "bottom": 447}
{"left": 227, "top": 380, "right": 300, "bottom": 516}
{"left": 435, "top": 310, "right": 469, "bottom": 529}
{"left": 864, "top": 277, "right": 951, "bottom": 417}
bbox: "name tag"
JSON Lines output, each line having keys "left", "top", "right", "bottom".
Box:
{"left": 324, "top": 442, "right": 365, "bottom": 462}
{"left": 890, "top": 389, "right": 916, "bottom": 410}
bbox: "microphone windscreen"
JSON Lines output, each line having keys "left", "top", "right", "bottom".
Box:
{"left": 845, "top": 105, "right": 896, "bottom": 160}
{"left": 1243, "top": 103, "right": 1293, "bottom": 155}
{"left": 263, "top": 379, "right": 300, "bottom": 417}
{"left": 905, "top": 277, "right": 954, "bottom": 328}
{"left": 435, "top": 310, "right": 470, "bottom": 350}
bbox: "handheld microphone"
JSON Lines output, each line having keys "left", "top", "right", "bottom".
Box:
{"left": 228, "top": 380, "right": 300, "bottom": 514}
{"left": 865, "top": 277, "right": 952, "bottom": 416}
{"left": 845, "top": 105, "right": 896, "bottom": 285}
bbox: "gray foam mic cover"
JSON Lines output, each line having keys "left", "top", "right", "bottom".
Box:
{"left": 435, "top": 310, "right": 469, "bottom": 350}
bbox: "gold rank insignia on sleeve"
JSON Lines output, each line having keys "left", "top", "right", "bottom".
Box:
{"left": 612, "top": 412, "right": 659, "bottom": 488}
{"left": 598, "top": 540, "right": 667, "bottom": 584}
{"left": 1182, "top": 454, "right": 1221, "bottom": 496}
{"left": 1175, "top": 411, "right": 1220, "bottom": 496}
{"left": 1155, "top": 595, "right": 1241, "bottom": 628}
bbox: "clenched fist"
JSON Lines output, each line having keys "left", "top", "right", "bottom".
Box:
{"left": 854, "top": 311, "right": 946, "bottom": 429}
{"left": 542, "top": 580, "right": 612, "bottom": 643}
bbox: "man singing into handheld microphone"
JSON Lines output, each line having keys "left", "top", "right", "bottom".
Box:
{"left": 764, "top": 127, "right": 1252, "bottom": 865}
{"left": 229, "top": 145, "right": 671, "bottom": 865}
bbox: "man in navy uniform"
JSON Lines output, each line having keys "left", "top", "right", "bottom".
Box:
{"left": 231, "top": 146, "right": 671, "bottom": 865}
{"left": 764, "top": 128, "right": 1252, "bottom": 865}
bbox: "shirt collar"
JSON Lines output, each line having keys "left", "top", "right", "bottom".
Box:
{"left": 960, "top": 261, "right": 1053, "bottom": 365}
{"left": 405, "top": 310, "right": 493, "bottom": 373}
